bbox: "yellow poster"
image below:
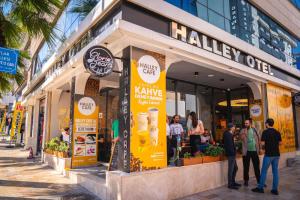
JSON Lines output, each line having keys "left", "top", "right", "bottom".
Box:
{"left": 130, "top": 47, "right": 167, "bottom": 172}
{"left": 0, "top": 111, "right": 6, "bottom": 133}
{"left": 72, "top": 95, "right": 99, "bottom": 168}
{"left": 266, "top": 84, "right": 295, "bottom": 153}
{"left": 10, "top": 102, "right": 24, "bottom": 140}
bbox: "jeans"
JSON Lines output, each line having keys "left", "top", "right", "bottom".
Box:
{"left": 228, "top": 156, "right": 238, "bottom": 187}
{"left": 258, "top": 156, "right": 280, "bottom": 190}
{"left": 243, "top": 151, "right": 260, "bottom": 183}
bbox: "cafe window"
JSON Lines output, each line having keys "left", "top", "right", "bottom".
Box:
{"left": 176, "top": 82, "right": 196, "bottom": 119}
{"left": 197, "top": 86, "right": 212, "bottom": 132}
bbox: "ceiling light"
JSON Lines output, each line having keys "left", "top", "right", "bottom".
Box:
{"left": 194, "top": 72, "right": 199, "bottom": 77}
{"left": 208, "top": 74, "right": 214, "bottom": 77}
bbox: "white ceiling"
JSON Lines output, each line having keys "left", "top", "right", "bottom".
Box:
{"left": 167, "top": 61, "right": 251, "bottom": 90}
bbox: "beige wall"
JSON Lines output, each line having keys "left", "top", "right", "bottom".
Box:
{"left": 250, "top": 0, "right": 300, "bottom": 39}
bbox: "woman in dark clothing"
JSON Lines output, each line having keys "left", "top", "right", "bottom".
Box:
{"left": 187, "top": 112, "right": 204, "bottom": 156}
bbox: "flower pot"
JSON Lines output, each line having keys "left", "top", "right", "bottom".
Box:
{"left": 202, "top": 156, "right": 220, "bottom": 163}
{"left": 57, "top": 151, "right": 64, "bottom": 158}
{"left": 182, "top": 157, "right": 203, "bottom": 166}
{"left": 220, "top": 155, "right": 227, "bottom": 161}
{"left": 54, "top": 151, "right": 59, "bottom": 157}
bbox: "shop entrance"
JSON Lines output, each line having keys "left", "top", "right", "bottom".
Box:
{"left": 36, "top": 98, "right": 45, "bottom": 155}
{"left": 98, "top": 87, "right": 119, "bottom": 162}
{"left": 167, "top": 61, "right": 254, "bottom": 142}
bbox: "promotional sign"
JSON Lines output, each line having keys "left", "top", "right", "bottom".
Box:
{"left": 83, "top": 45, "right": 114, "bottom": 77}
{"left": 0, "top": 47, "right": 19, "bottom": 74}
{"left": 249, "top": 100, "right": 264, "bottom": 133}
{"left": 129, "top": 47, "right": 167, "bottom": 172}
{"left": 10, "top": 102, "right": 24, "bottom": 140}
{"left": 72, "top": 95, "right": 99, "bottom": 168}
{"left": 0, "top": 111, "right": 6, "bottom": 133}
{"left": 267, "top": 84, "right": 295, "bottom": 153}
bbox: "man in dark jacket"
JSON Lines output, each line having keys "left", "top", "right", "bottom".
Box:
{"left": 223, "top": 123, "right": 241, "bottom": 189}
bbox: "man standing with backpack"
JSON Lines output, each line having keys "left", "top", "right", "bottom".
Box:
{"left": 240, "top": 118, "right": 261, "bottom": 186}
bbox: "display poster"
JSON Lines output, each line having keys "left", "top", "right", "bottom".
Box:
{"left": 250, "top": 99, "right": 264, "bottom": 133}
{"left": 0, "top": 111, "right": 6, "bottom": 133}
{"left": 72, "top": 95, "right": 99, "bottom": 168}
{"left": 129, "top": 47, "right": 167, "bottom": 172}
{"left": 10, "top": 102, "right": 24, "bottom": 140}
{"left": 267, "top": 84, "right": 295, "bottom": 153}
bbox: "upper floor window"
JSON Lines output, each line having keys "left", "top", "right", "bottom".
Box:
{"left": 290, "top": 0, "right": 300, "bottom": 10}
{"left": 166, "top": 0, "right": 299, "bottom": 68}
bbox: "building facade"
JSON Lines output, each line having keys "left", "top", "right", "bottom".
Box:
{"left": 21, "top": 0, "right": 300, "bottom": 199}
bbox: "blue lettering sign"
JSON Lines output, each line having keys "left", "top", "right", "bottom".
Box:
{"left": 0, "top": 47, "right": 19, "bottom": 74}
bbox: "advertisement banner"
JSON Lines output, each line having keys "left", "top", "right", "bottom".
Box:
{"left": 267, "top": 84, "right": 295, "bottom": 153}
{"left": 72, "top": 95, "right": 99, "bottom": 168}
{"left": 10, "top": 102, "right": 24, "bottom": 140}
{"left": 129, "top": 47, "right": 167, "bottom": 172}
{"left": 0, "top": 111, "right": 6, "bottom": 133}
{"left": 0, "top": 47, "right": 19, "bottom": 74}
{"left": 249, "top": 99, "right": 264, "bottom": 133}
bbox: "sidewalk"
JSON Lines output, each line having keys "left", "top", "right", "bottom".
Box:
{"left": 179, "top": 155, "right": 300, "bottom": 200}
{"left": 0, "top": 143, "right": 100, "bottom": 200}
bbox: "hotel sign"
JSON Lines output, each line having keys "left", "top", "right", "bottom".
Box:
{"left": 171, "top": 22, "right": 274, "bottom": 76}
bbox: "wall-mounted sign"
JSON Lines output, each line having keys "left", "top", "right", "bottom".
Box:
{"left": 83, "top": 45, "right": 114, "bottom": 77}
{"left": 171, "top": 22, "right": 274, "bottom": 76}
{"left": 0, "top": 47, "right": 19, "bottom": 74}
{"left": 118, "top": 47, "right": 167, "bottom": 173}
{"left": 72, "top": 95, "right": 99, "bottom": 168}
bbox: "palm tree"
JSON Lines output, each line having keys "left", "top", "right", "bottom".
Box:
{"left": 0, "top": 0, "right": 62, "bottom": 96}
{"left": 70, "top": 0, "right": 99, "bottom": 19}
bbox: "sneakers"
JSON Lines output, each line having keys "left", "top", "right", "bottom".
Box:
{"left": 233, "top": 182, "right": 242, "bottom": 187}
{"left": 228, "top": 185, "right": 239, "bottom": 190}
{"left": 252, "top": 187, "right": 264, "bottom": 193}
{"left": 271, "top": 190, "right": 279, "bottom": 195}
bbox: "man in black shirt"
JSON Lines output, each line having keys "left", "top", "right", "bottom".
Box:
{"left": 252, "top": 118, "right": 282, "bottom": 195}
{"left": 223, "top": 123, "right": 241, "bottom": 190}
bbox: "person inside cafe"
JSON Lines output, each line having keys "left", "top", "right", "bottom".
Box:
{"left": 60, "top": 127, "right": 70, "bottom": 143}
{"left": 169, "top": 115, "right": 184, "bottom": 163}
{"left": 240, "top": 118, "right": 261, "bottom": 186}
{"left": 200, "top": 128, "right": 215, "bottom": 145}
{"left": 187, "top": 112, "right": 204, "bottom": 155}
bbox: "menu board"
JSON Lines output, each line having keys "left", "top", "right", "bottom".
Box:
{"left": 72, "top": 95, "right": 99, "bottom": 168}
{"left": 267, "top": 84, "right": 296, "bottom": 153}
{"left": 129, "top": 47, "right": 167, "bottom": 172}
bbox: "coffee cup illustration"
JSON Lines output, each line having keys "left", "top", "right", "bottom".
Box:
{"left": 137, "top": 112, "right": 148, "bottom": 131}
{"left": 150, "top": 127, "right": 159, "bottom": 146}
{"left": 148, "top": 108, "right": 159, "bottom": 128}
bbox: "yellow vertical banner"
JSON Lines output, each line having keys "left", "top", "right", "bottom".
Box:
{"left": 0, "top": 111, "right": 7, "bottom": 133}
{"left": 72, "top": 95, "right": 99, "bottom": 168}
{"left": 10, "top": 102, "right": 24, "bottom": 140}
{"left": 266, "top": 84, "right": 295, "bottom": 153}
{"left": 130, "top": 47, "right": 167, "bottom": 172}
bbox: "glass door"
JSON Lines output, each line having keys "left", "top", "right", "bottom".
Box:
{"left": 98, "top": 88, "right": 119, "bottom": 162}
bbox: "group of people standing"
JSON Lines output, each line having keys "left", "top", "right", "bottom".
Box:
{"left": 223, "top": 118, "right": 282, "bottom": 195}
{"left": 166, "top": 112, "right": 214, "bottom": 164}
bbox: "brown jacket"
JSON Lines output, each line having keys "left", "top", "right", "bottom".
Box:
{"left": 240, "top": 127, "right": 260, "bottom": 156}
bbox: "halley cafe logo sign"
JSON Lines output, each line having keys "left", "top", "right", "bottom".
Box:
{"left": 83, "top": 46, "right": 114, "bottom": 77}
{"left": 137, "top": 55, "right": 161, "bottom": 84}
{"left": 171, "top": 22, "right": 274, "bottom": 76}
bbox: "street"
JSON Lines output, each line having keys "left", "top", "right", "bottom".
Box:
{"left": 0, "top": 143, "right": 299, "bottom": 200}
{"left": 0, "top": 144, "right": 100, "bottom": 200}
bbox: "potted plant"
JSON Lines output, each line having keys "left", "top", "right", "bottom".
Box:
{"left": 47, "top": 137, "right": 60, "bottom": 156}
{"left": 181, "top": 152, "right": 204, "bottom": 166}
{"left": 202, "top": 145, "right": 224, "bottom": 163}
{"left": 58, "top": 142, "right": 69, "bottom": 158}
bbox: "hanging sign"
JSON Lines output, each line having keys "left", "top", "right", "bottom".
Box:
{"left": 83, "top": 45, "right": 114, "bottom": 77}
{"left": 0, "top": 47, "right": 19, "bottom": 74}
{"left": 72, "top": 95, "right": 99, "bottom": 168}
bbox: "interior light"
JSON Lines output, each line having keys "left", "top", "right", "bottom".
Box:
{"left": 218, "top": 99, "right": 248, "bottom": 107}
{"left": 208, "top": 74, "right": 214, "bottom": 77}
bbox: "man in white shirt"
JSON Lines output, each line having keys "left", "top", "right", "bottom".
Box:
{"left": 169, "top": 115, "right": 184, "bottom": 164}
